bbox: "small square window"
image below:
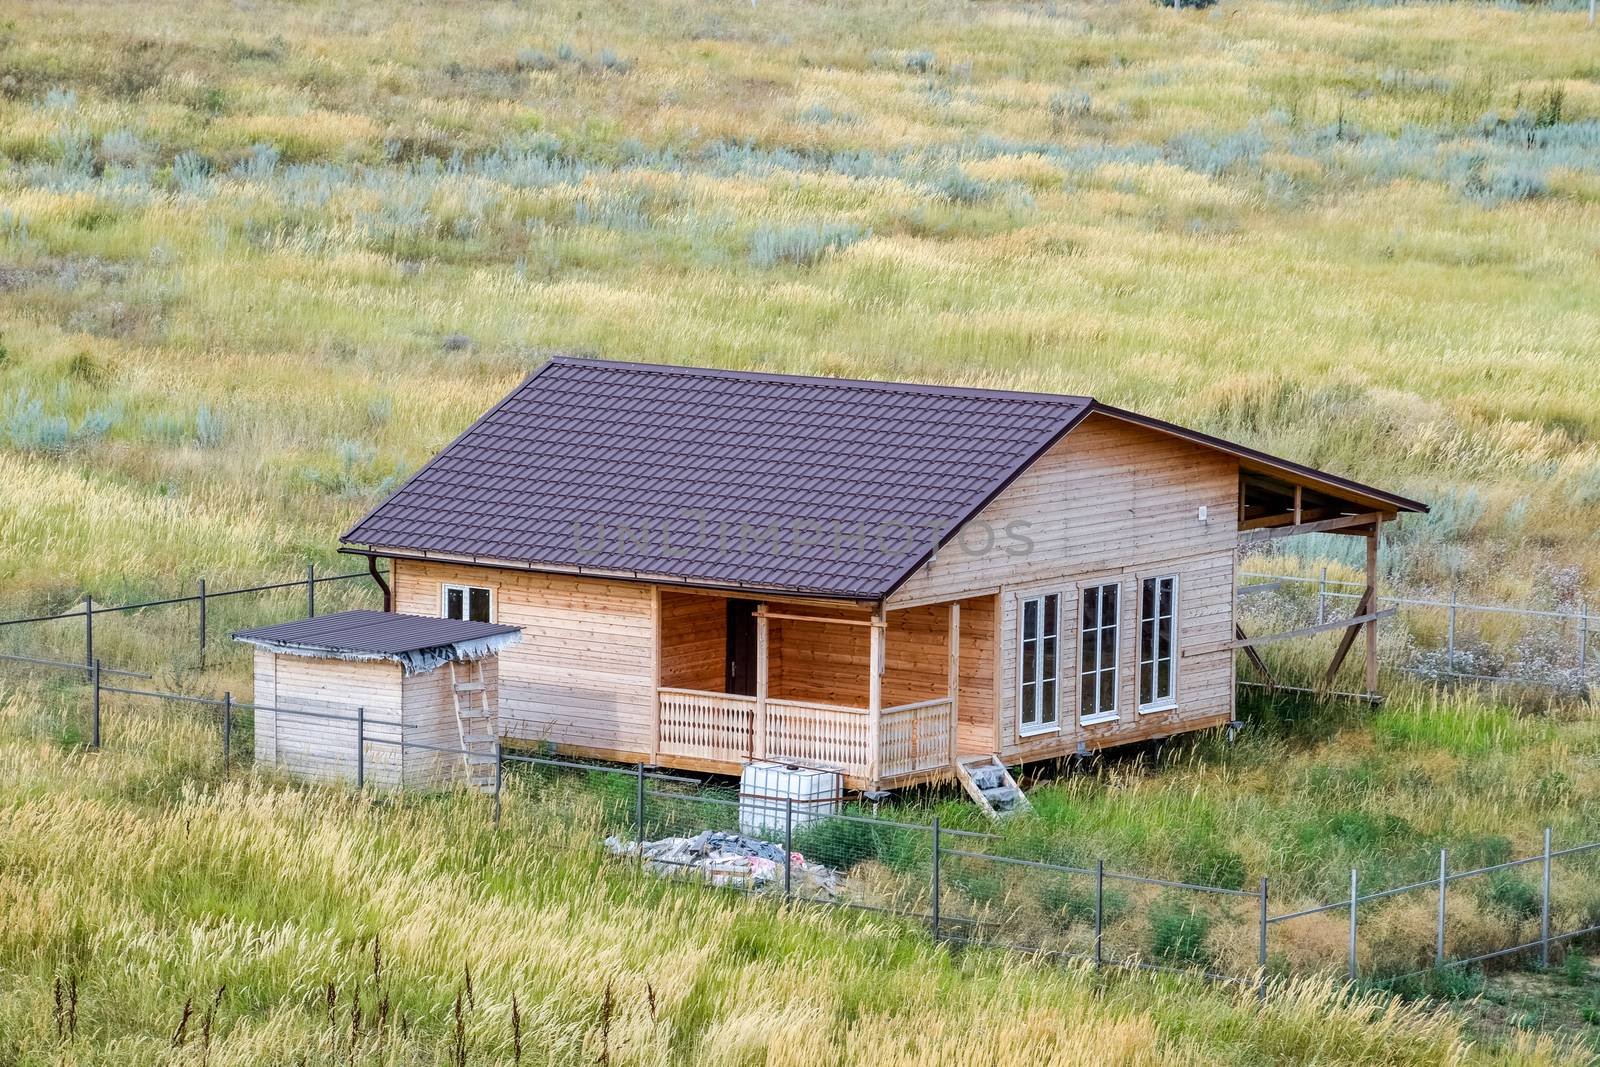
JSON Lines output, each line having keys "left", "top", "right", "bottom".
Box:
{"left": 442, "top": 583, "right": 493, "bottom": 623}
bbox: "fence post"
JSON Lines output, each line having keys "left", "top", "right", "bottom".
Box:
{"left": 356, "top": 707, "right": 365, "bottom": 791}
{"left": 930, "top": 815, "right": 941, "bottom": 941}
{"left": 1094, "top": 859, "right": 1105, "bottom": 969}
{"left": 1317, "top": 567, "right": 1327, "bottom": 626}
{"left": 1541, "top": 827, "right": 1552, "bottom": 969}
{"left": 307, "top": 562, "right": 316, "bottom": 618}
{"left": 1436, "top": 849, "right": 1447, "bottom": 967}
{"left": 635, "top": 763, "right": 646, "bottom": 870}
{"left": 221, "top": 691, "right": 232, "bottom": 774}
{"left": 493, "top": 740, "right": 503, "bottom": 827}
{"left": 1579, "top": 606, "right": 1589, "bottom": 688}
{"left": 90, "top": 659, "right": 102, "bottom": 751}
{"left": 1258, "top": 875, "right": 1269, "bottom": 1001}
{"left": 784, "top": 796, "right": 794, "bottom": 899}
{"left": 1447, "top": 587, "right": 1457, "bottom": 671}
{"left": 1348, "top": 867, "right": 1358, "bottom": 982}
{"left": 197, "top": 577, "right": 207, "bottom": 669}
{"left": 83, "top": 594, "right": 93, "bottom": 681}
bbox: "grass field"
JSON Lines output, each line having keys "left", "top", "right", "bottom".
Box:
{"left": 4, "top": 0, "right": 1600, "bottom": 1059}
{"left": 1, "top": 0, "right": 1599, "bottom": 611}
{"left": 1, "top": 673, "right": 1596, "bottom": 1065}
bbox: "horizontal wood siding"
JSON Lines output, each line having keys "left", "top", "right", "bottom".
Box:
{"left": 890, "top": 413, "right": 1238, "bottom": 604}
{"left": 392, "top": 560, "right": 655, "bottom": 761}
{"left": 882, "top": 603, "right": 949, "bottom": 708}
{"left": 265, "top": 655, "right": 403, "bottom": 787}
{"left": 885, "top": 413, "right": 1238, "bottom": 760}
{"left": 659, "top": 590, "right": 724, "bottom": 691}
{"left": 399, "top": 658, "right": 500, "bottom": 789}
{"left": 253, "top": 649, "right": 277, "bottom": 765}
{"left": 769, "top": 603, "right": 873, "bottom": 707}
{"left": 956, "top": 595, "right": 996, "bottom": 757}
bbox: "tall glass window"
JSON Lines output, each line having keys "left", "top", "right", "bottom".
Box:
{"left": 1139, "top": 576, "right": 1177, "bottom": 711}
{"left": 1019, "top": 593, "right": 1059, "bottom": 734}
{"left": 1079, "top": 583, "right": 1120, "bottom": 721}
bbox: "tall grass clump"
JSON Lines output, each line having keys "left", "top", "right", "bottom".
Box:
{"left": 748, "top": 222, "right": 866, "bottom": 268}
{"left": 0, "top": 676, "right": 1587, "bottom": 1065}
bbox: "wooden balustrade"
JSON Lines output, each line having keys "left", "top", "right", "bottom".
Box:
{"left": 656, "top": 688, "right": 956, "bottom": 784}
{"left": 657, "top": 687, "right": 756, "bottom": 763}
{"left": 879, "top": 697, "right": 956, "bottom": 780}
{"left": 766, "top": 697, "right": 871, "bottom": 779}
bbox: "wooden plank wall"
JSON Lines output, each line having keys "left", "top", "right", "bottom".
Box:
{"left": 955, "top": 595, "right": 996, "bottom": 756}
{"left": 253, "top": 649, "right": 277, "bottom": 765}
{"left": 264, "top": 654, "right": 403, "bottom": 786}
{"left": 882, "top": 603, "right": 949, "bottom": 707}
{"left": 659, "top": 590, "right": 724, "bottom": 691}
{"left": 392, "top": 560, "right": 656, "bottom": 762}
{"left": 399, "top": 657, "right": 500, "bottom": 788}
{"left": 769, "top": 603, "right": 873, "bottom": 706}
{"left": 889, "top": 413, "right": 1239, "bottom": 761}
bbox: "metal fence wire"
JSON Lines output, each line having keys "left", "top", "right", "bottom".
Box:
{"left": 4, "top": 566, "right": 1600, "bottom": 993}
{"left": 7, "top": 657, "right": 1594, "bottom": 995}
{"left": 1238, "top": 569, "right": 1597, "bottom": 694}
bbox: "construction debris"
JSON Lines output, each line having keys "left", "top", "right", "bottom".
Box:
{"left": 605, "top": 830, "right": 842, "bottom": 898}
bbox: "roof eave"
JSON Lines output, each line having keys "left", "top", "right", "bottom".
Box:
{"left": 1088, "top": 403, "right": 1429, "bottom": 515}
{"left": 338, "top": 544, "right": 888, "bottom": 605}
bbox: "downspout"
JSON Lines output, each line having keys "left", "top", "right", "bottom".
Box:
{"left": 367, "top": 553, "right": 392, "bottom": 612}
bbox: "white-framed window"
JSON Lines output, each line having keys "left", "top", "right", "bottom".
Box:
{"left": 1139, "top": 575, "right": 1178, "bottom": 712}
{"left": 1018, "top": 592, "right": 1060, "bottom": 735}
{"left": 442, "top": 583, "right": 494, "bottom": 623}
{"left": 1079, "top": 582, "right": 1120, "bottom": 723}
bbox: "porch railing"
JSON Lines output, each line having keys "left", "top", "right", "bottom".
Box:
{"left": 766, "top": 697, "right": 870, "bottom": 778}
{"left": 654, "top": 688, "right": 949, "bottom": 783}
{"left": 879, "top": 697, "right": 955, "bottom": 780}
{"left": 657, "top": 687, "right": 755, "bottom": 763}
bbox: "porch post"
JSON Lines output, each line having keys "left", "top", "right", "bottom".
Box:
{"left": 868, "top": 606, "right": 884, "bottom": 790}
{"left": 1364, "top": 520, "right": 1381, "bottom": 695}
{"left": 649, "top": 587, "right": 661, "bottom": 763}
{"left": 755, "top": 603, "right": 769, "bottom": 761}
{"left": 947, "top": 602, "right": 960, "bottom": 768}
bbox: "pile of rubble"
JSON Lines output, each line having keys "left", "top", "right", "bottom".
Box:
{"left": 605, "top": 830, "right": 841, "bottom": 898}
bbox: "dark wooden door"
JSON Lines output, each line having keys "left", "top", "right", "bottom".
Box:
{"left": 726, "top": 599, "right": 758, "bottom": 695}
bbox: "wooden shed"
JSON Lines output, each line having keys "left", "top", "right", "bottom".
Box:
{"left": 234, "top": 610, "right": 521, "bottom": 790}
{"left": 332, "top": 357, "right": 1427, "bottom": 809}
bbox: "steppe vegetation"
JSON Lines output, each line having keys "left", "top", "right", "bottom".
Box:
{"left": 0, "top": 0, "right": 1598, "bottom": 612}
{"left": 4, "top": 0, "right": 1600, "bottom": 1060}
{"left": 0, "top": 673, "right": 1594, "bottom": 1065}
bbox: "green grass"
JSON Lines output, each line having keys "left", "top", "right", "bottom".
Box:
{"left": 1, "top": 0, "right": 1599, "bottom": 614}
{"left": 3, "top": 0, "right": 1600, "bottom": 1058}
{"left": 1, "top": 675, "right": 1594, "bottom": 1066}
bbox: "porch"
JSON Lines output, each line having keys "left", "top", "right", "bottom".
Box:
{"left": 651, "top": 591, "right": 996, "bottom": 790}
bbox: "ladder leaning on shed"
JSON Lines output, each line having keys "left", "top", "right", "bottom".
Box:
{"left": 449, "top": 658, "right": 499, "bottom": 792}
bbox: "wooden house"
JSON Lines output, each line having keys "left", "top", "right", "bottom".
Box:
{"left": 336, "top": 357, "right": 1425, "bottom": 800}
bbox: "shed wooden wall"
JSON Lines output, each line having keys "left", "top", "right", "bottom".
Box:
{"left": 889, "top": 412, "right": 1239, "bottom": 760}
{"left": 399, "top": 657, "right": 499, "bottom": 789}
{"left": 253, "top": 650, "right": 404, "bottom": 786}
{"left": 392, "top": 560, "right": 655, "bottom": 762}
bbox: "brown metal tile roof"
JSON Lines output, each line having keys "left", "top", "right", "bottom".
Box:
{"left": 342, "top": 358, "right": 1093, "bottom": 598}
{"left": 341, "top": 357, "right": 1424, "bottom": 599}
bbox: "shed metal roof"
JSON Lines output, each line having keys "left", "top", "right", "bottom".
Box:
{"left": 233, "top": 610, "right": 522, "bottom": 670}
{"left": 341, "top": 357, "right": 1425, "bottom": 600}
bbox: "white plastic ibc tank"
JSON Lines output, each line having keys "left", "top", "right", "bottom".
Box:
{"left": 739, "top": 761, "right": 842, "bottom": 837}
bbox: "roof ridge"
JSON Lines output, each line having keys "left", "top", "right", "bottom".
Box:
{"left": 547, "top": 354, "right": 1092, "bottom": 407}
